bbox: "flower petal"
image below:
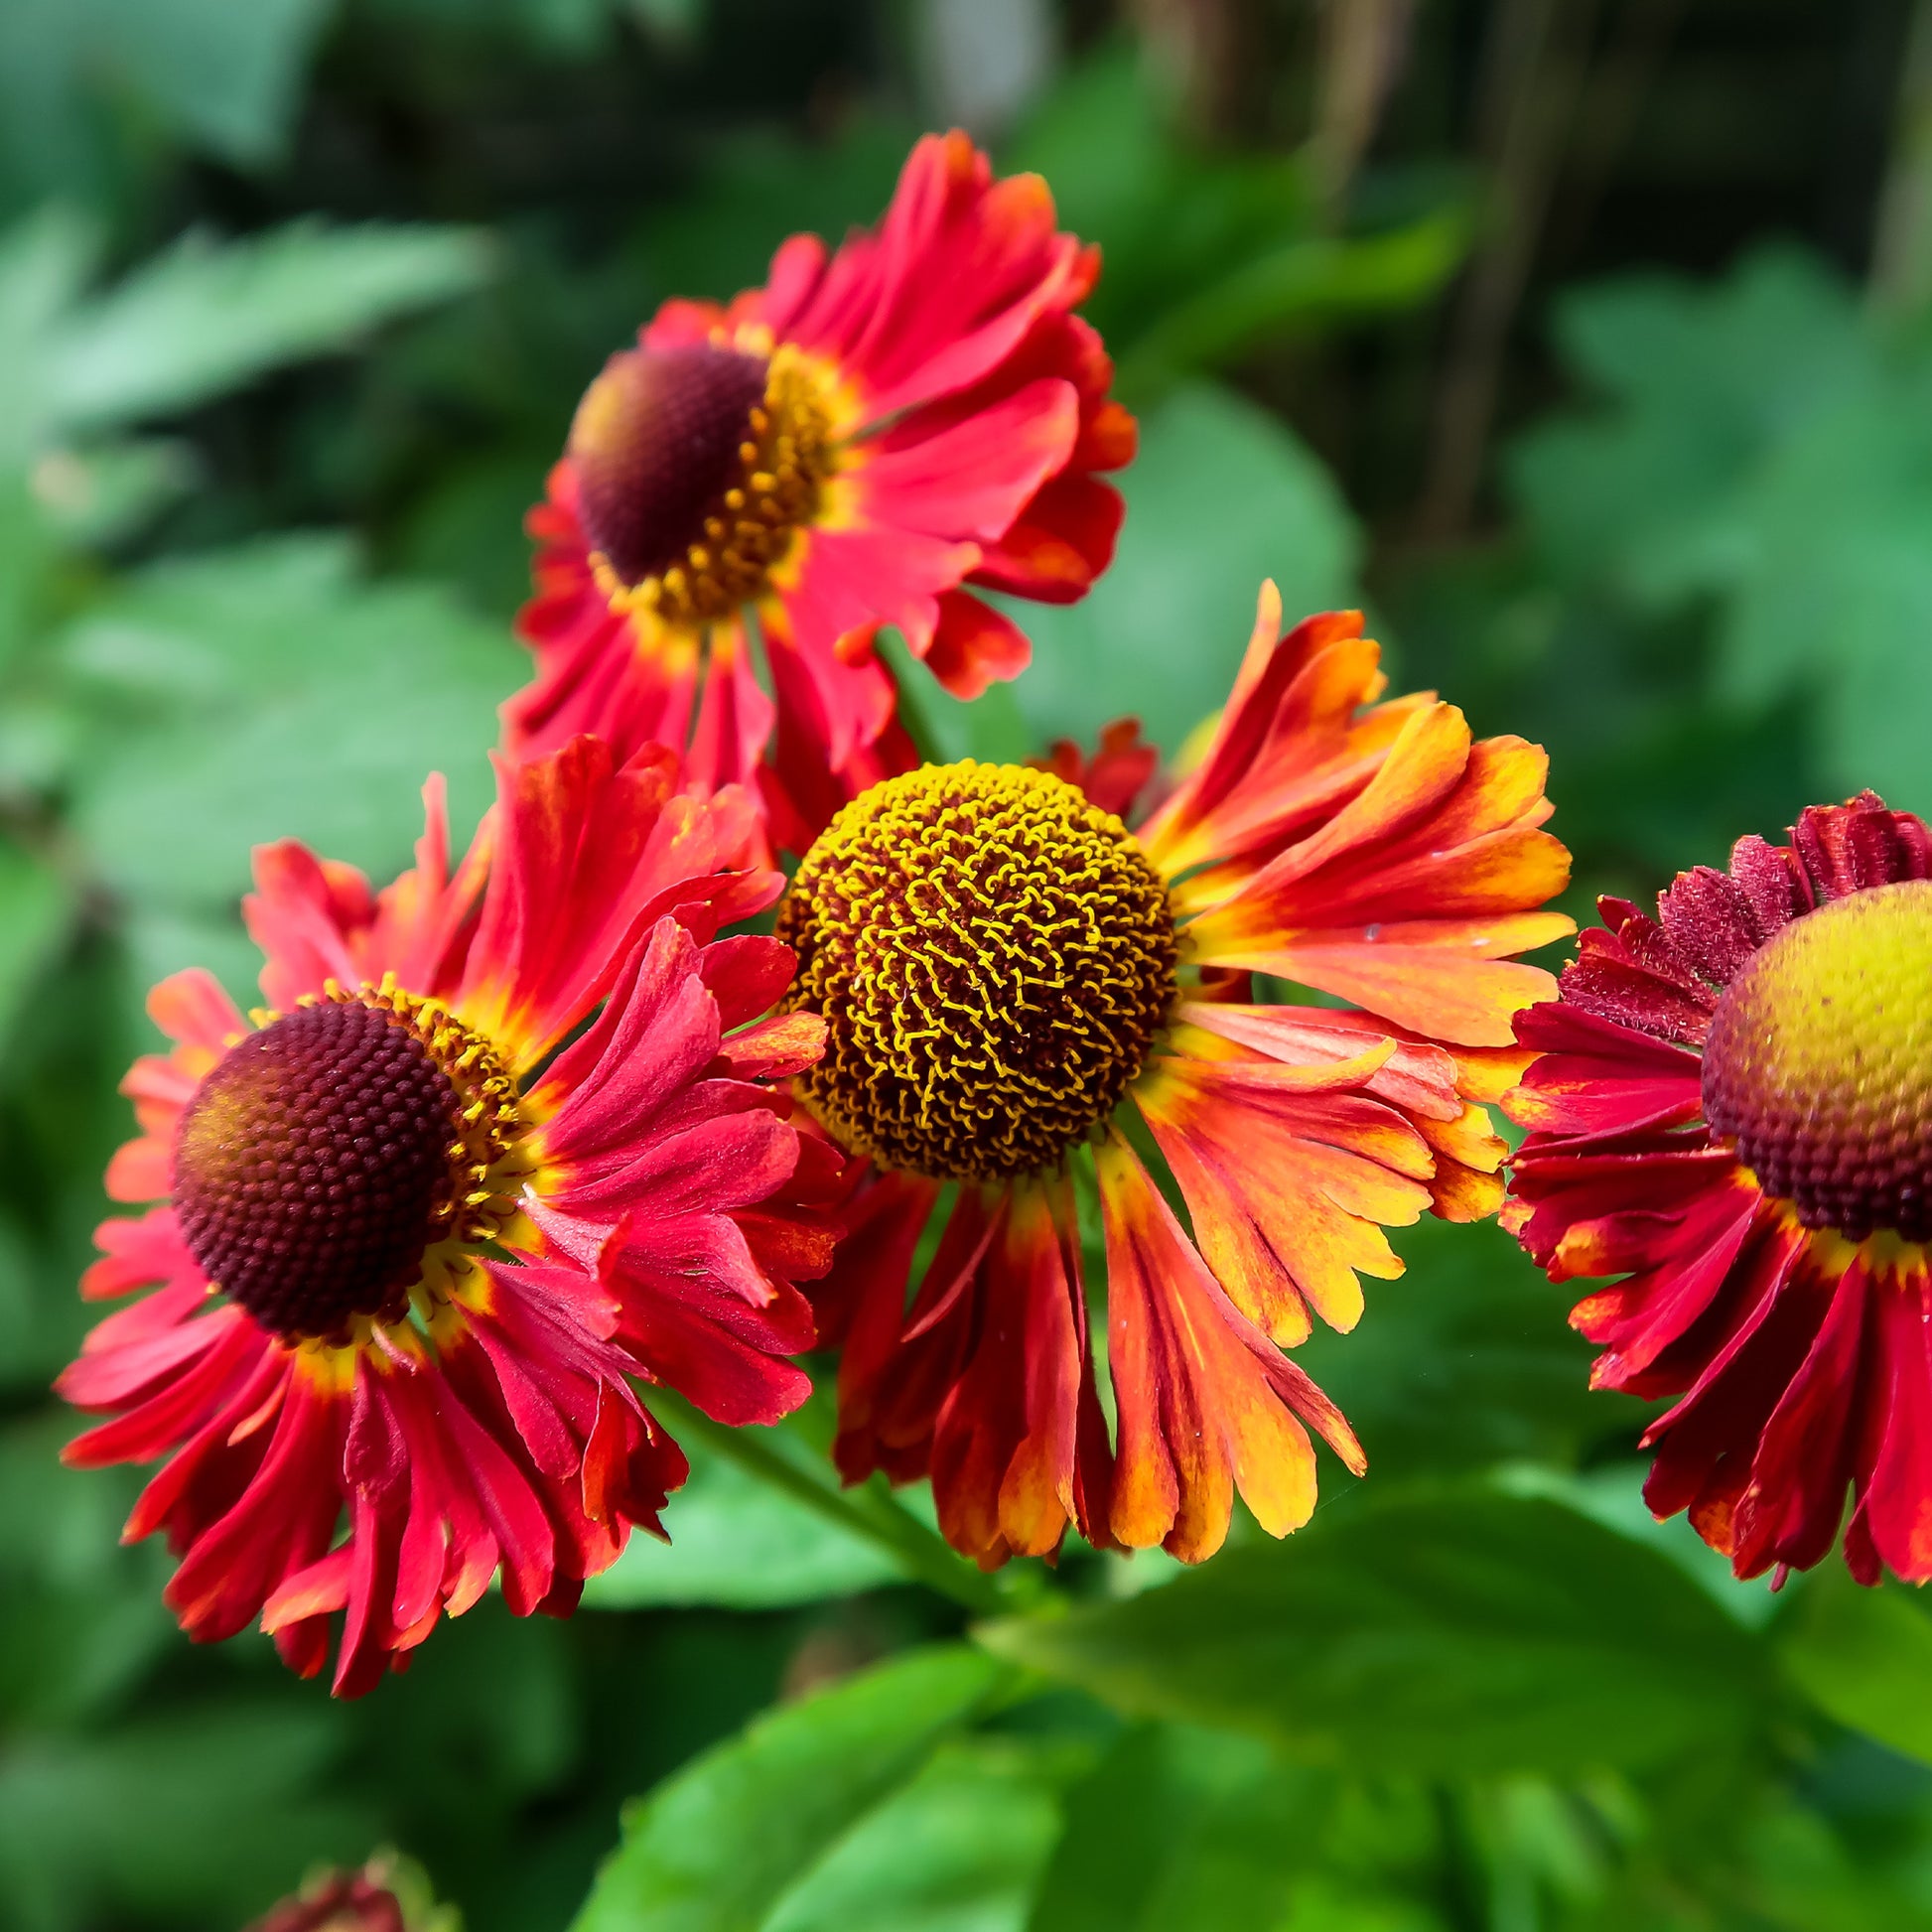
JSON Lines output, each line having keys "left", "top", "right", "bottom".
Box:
{"left": 1096, "top": 1134, "right": 1361, "bottom": 1563}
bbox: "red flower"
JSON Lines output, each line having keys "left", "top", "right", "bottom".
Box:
{"left": 508, "top": 130, "right": 1135, "bottom": 853}
{"left": 61, "top": 739, "right": 837, "bottom": 1694}
{"left": 1505, "top": 793, "right": 1932, "bottom": 1586}
{"left": 248, "top": 1871, "right": 402, "bottom": 1932}
{"left": 246, "top": 1860, "right": 420, "bottom": 1932}
{"left": 784, "top": 585, "right": 1573, "bottom": 1567}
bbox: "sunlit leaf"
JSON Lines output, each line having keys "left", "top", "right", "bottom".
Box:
{"left": 572, "top": 1646, "right": 1011, "bottom": 1932}
{"left": 767, "top": 1738, "right": 1067, "bottom": 1932}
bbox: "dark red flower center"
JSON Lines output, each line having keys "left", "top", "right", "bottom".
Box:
{"left": 570, "top": 345, "right": 769, "bottom": 587}
{"left": 567, "top": 341, "right": 835, "bottom": 627}
{"left": 173, "top": 993, "right": 519, "bottom": 1339}
{"left": 1702, "top": 879, "right": 1932, "bottom": 1242}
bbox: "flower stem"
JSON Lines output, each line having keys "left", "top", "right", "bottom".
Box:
{"left": 650, "top": 1390, "right": 1023, "bottom": 1617}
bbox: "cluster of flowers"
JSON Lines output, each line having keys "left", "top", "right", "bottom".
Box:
{"left": 61, "top": 133, "right": 1932, "bottom": 1698}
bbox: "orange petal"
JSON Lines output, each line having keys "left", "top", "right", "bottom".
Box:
{"left": 1133, "top": 1056, "right": 1431, "bottom": 1340}
{"left": 1096, "top": 1134, "right": 1361, "bottom": 1561}
{"left": 1188, "top": 927, "right": 1567, "bottom": 1049}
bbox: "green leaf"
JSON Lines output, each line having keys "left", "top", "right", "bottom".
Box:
{"left": 1113, "top": 214, "right": 1467, "bottom": 401}
{"left": 0, "top": 835, "right": 71, "bottom": 1049}
{"left": 1029, "top": 1725, "right": 1311, "bottom": 1932}
{"left": 1778, "top": 1564, "right": 1932, "bottom": 1766}
{"left": 84, "top": 0, "right": 332, "bottom": 165}
{"left": 27, "top": 439, "right": 195, "bottom": 548}
{"left": 1709, "top": 358, "right": 1932, "bottom": 818}
{"left": 921, "top": 381, "right": 1360, "bottom": 761}
{"left": 48, "top": 221, "right": 494, "bottom": 434}
{"left": 0, "top": 0, "right": 327, "bottom": 195}
{"left": 0, "top": 1412, "right": 173, "bottom": 1723}
{"left": 0, "top": 207, "right": 93, "bottom": 465}
{"left": 1276, "top": 1886, "right": 1446, "bottom": 1932}
{"left": 1507, "top": 244, "right": 1932, "bottom": 816}
{"left": 1494, "top": 1464, "right": 1785, "bottom": 1630}
{"left": 0, "top": 211, "right": 490, "bottom": 487}
{"left": 766, "top": 1737, "right": 1068, "bottom": 1932}
{"left": 581, "top": 1432, "right": 902, "bottom": 1610}
{"left": 1008, "top": 45, "right": 1462, "bottom": 395}
{"left": 572, "top": 1645, "right": 1011, "bottom": 1932}
{"left": 1509, "top": 249, "right": 1863, "bottom": 603}
{"left": 0, "top": 1706, "right": 369, "bottom": 1931}
{"left": 979, "top": 1482, "right": 1771, "bottom": 1775}
{"left": 58, "top": 534, "right": 523, "bottom": 916}
{"left": 1294, "top": 1217, "right": 1642, "bottom": 1481}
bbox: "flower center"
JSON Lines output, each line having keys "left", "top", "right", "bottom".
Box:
{"left": 569, "top": 340, "right": 835, "bottom": 629}
{"left": 172, "top": 986, "right": 522, "bottom": 1339}
{"left": 1702, "top": 879, "right": 1932, "bottom": 1242}
{"left": 775, "top": 762, "right": 1179, "bottom": 1181}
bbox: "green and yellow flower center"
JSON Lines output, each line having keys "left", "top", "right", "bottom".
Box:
{"left": 571, "top": 339, "right": 836, "bottom": 629}
{"left": 173, "top": 983, "right": 524, "bottom": 1340}
{"left": 1702, "top": 879, "right": 1932, "bottom": 1242}
{"left": 776, "top": 761, "right": 1179, "bottom": 1182}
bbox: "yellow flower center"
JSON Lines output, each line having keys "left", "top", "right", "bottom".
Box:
{"left": 173, "top": 982, "right": 524, "bottom": 1340}
{"left": 775, "top": 762, "right": 1179, "bottom": 1181}
{"left": 570, "top": 340, "right": 836, "bottom": 629}
{"left": 1702, "top": 879, "right": 1932, "bottom": 1241}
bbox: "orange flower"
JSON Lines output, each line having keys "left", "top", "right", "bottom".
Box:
{"left": 508, "top": 131, "right": 1134, "bottom": 853}
{"left": 785, "top": 584, "right": 1573, "bottom": 1566}
{"left": 1505, "top": 794, "right": 1932, "bottom": 1586}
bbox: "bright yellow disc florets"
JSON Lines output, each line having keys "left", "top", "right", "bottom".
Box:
{"left": 1703, "top": 879, "right": 1932, "bottom": 1242}
{"left": 776, "top": 761, "right": 1180, "bottom": 1181}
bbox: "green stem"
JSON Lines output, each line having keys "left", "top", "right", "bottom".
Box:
{"left": 884, "top": 645, "right": 944, "bottom": 767}
{"left": 651, "top": 1390, "right": 1019, "bottom": 1618}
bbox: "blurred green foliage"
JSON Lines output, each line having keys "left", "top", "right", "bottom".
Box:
{"left": 1511, "top": 246, "right": 1932, "bottom": 822}
{"left": 4, "top": 3, "right": 1932, "bottom": 1931}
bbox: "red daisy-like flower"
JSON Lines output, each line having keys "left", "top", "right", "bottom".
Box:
{"left": 1505, "top": 793, "right": 1932, "bottom": 1586}
{"left": 508, "top": 130, "right": 1135, "bottom": 851}
{"left": 780, "top": 584, "right": 1573, "bottom": 1567}
{"left": 60, "top": 738, "right": 837, "bottom": 1694}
